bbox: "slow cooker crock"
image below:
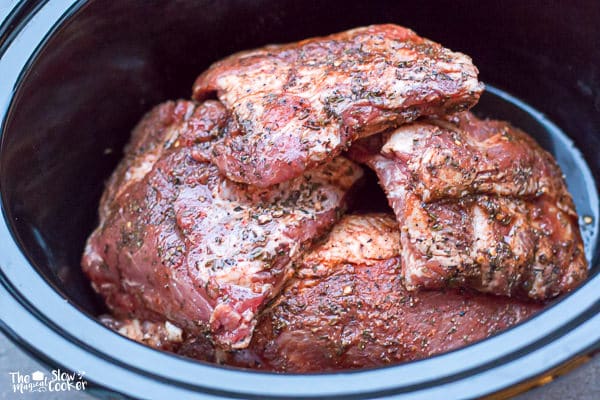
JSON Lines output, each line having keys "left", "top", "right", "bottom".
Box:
{"left": 1, "top": 1, "right": 599, "bottom": 399}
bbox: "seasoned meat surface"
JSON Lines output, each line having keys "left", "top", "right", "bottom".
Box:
{"left": 99, "top": 100, "right": 228, "bottom": 219}
{"left": 193, "top": 24, "right": 483, "bottom": 187}
{"left": 100, "top": 315, "right": 221, "bottom": 363}
{"left": 222, "top": 214, "right": 542, "bottom": 372}
{"left": 378, "top": 115, "right": 569, "bottom": 202}
{"left": 99, "top": 316, "right": 185, "bottom": 353}
{"left": 349, "top": 113, "right": 587, "bottom": 299}
{"left": 82, "top": 100, "right": 363, "bottom": 350}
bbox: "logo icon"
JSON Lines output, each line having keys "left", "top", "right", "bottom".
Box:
{"left": 31, "top": 371, "right": 45, "bottom": 381}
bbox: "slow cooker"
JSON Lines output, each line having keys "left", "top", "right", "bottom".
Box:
{"left": 1, "top": 1, "right": 599, "bottom": 399}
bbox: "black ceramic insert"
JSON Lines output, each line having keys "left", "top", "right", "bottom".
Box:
{"left": 1, "top": 1, "right": 599, "bottom": 399}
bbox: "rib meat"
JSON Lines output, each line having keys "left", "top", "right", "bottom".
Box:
{"left": 193, "top": 24, "right": 483, "bottom": 187}
{"left": 101, "top": 215, "right": 540, "bottom": 371}
{"left": 349, "top": 113, "right": 587, "bottom": 300}
{"left": 82, "top": 100, "right": 363, "bottom": 350}
{"left": 99, "top": 99, "right": 228, "bottom": 218}
{"left": 220, "top": 214, "right": 542, "bottom": 371}
{"left": 99, "top": 316, "right": 185, "bottom": 353}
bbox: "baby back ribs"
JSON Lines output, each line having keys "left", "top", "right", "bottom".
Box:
{"left": 193, "top": 24, "right": 483, "bottom": 187}
{"left": 222, "top": 214, "right": 542, "bottom": 371}
{"left": 349, "top": 113, "right": 587, "bottom": 300}
{"left": 82, "top": 100, "right": 363, "bottom": 350}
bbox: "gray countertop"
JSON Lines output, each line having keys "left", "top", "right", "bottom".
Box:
{"left": 1, "top": 331, "right": 598, "bottom": 400}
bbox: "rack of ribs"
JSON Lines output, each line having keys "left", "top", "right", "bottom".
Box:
{"left": 219, "top": 214, "right": 542, "bottom": 371}
{"left": 109, "top": 214, "right": 541, "bottom": 371}
{"left": 193, "top": 24, "right": 483, "bottom": 187}
{"left": 349, "top": 112, "right": 587, "bottom": 300}
{"left": 82, "top": 100, "right": 363, "bottom": 350}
